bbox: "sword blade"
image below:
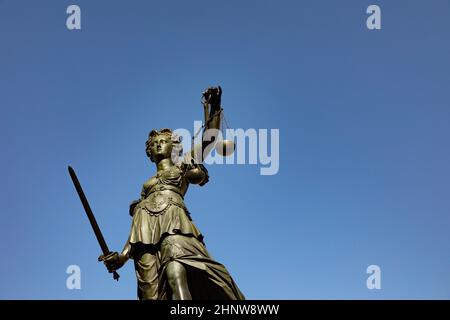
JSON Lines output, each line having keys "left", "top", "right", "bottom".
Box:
{"left": 68, "top": 166, "right": 120, "bottom": 281}
{"left": 68, "top": 166, "right": 110, "bottom": 255}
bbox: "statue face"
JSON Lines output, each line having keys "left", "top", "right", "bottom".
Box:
{"left": 149, "top": 134, "right": 173, "bottom": 162}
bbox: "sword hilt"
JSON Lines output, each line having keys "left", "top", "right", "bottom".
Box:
{"left": 99, "top": 251, "right": 121, "bottom": 281}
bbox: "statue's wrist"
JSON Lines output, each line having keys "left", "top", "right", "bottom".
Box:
{"left": 118, "top": 253, "right": 128, "bottom": 265}
{"left": 210, "top": 108, "right": 221, "bottom": 117}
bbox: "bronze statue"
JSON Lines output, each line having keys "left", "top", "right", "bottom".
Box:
{"left": 98, "top": 87, "right": 245, "bottom": 300}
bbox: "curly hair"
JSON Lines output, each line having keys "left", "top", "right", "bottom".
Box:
{"left": 145, "top": 128, "right": 183, "bottom": 163}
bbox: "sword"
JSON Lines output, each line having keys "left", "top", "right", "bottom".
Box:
{"left": 68, "top": 166, "right": 120, "bottom": 281}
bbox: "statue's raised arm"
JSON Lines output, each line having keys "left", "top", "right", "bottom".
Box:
{"left": 188, "top": 86, "right": 223, "bottom": 164}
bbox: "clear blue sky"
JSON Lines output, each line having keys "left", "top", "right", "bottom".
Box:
{"left": 1, "top": 0, "right": 449, "bottom": 299}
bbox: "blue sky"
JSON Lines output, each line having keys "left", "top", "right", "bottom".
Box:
{"left": 1, "top": 0, "right": 449, "bottom": 299}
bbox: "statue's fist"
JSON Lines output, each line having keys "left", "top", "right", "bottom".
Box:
{"left": 99, "top": 252, "right": 123, "bottom": 273}
{"left": 202, "top": 86, "right": 222, "bottom": 112}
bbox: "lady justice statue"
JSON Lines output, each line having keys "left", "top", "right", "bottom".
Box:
{"left": 100, "top": 86, "right": 245, "bottom": 300}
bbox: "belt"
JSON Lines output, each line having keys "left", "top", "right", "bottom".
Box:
{"left": 145, "top": 185, "right": 183, "bottom": 198}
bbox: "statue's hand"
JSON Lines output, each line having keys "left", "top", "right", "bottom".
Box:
{"left": 98, "top": 252, "right": 126, "bottom": 273}
{"left": 202, "top": 86, "right": 222, "bottom": 113}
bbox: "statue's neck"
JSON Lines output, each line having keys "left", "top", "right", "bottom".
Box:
{"left": 156, "top": 158, "right": 174, "bottom": 172}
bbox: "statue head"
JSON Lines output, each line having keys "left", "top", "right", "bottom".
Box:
{"left": 145, "top": 128, "right": 183, "bottom": 163}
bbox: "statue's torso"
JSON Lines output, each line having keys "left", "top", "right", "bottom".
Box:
{"left": 143, "top": 165, "right": 188, "bottom": 195}
{"left": 138, "top": 164, "right": 188, "bottom": 215}
{"left": 129, "top": 163, "right": 204, "bottom": 248}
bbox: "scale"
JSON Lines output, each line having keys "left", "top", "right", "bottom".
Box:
{"left": 215, "top": 109, "right": 235, "bottom": 156}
